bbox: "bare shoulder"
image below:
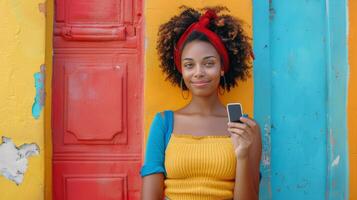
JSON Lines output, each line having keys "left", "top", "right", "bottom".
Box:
{"left": 172, "top": 107, "right": 191, "bottom": 117}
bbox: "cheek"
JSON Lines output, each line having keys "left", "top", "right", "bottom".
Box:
{"left": 181, "top": 71, "right": 191, "bottom": 86}
{"left": 207, "top": 68, "right": 221, "bottom": 81}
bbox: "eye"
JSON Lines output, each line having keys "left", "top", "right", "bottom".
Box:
{"left": 204, "top": 60, "right": 215, "bottom": 67}
{"left": 184, "top": 63, "right": 194, "bottom": 68}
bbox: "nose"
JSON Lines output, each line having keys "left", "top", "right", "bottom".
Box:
{"left": 193, "top": 64, "right": 205, "bottom": 78}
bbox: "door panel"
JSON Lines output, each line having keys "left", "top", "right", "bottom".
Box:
{"left": 52, "top": 0, "right": 143, "bottom": 199}
{"left": 54, "top": 0, "right": 140, "bottom": 48}
{"left": 53, "top": 161, "right": 141, "bottom": 200}
{"left": 53, "top": 54, "right": 143, "bottom": 153}
{"left": 64, "top": 62, "right": 126, "bottom": 144}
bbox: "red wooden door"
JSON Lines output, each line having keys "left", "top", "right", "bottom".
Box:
{"left": 52, "top": 0, "right": 143, "bottom": 199}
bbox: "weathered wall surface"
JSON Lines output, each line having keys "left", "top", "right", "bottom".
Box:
{"left": 0, "top": 0, "right": 46, "bottom": 199}
{"left": 2, "top": 0, "right": 355, "bottom": 199}
{"left": 254, "top": 0, "right": 349, "bottom": 199}
{"left": 45, "top": 0, "right": 54, "bottom": 199}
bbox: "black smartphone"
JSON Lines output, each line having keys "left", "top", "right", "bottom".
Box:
{"left": 226, "top": 103, "right": 243, "bottom": 123}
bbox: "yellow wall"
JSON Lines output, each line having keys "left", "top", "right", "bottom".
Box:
{"left": 45, "top": 0, "right": 54, "bottom": 199}
{"left": 143, "top": 0, "right": 254, "bottom": 141}
{"left": 349, "top": 0, "right": 357, "bottom": 199}
{"left": 0, "top": 0, "right": 46, "bottom": 199}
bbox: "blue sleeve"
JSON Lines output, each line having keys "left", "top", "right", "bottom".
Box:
{"left": 140, "top": 112, "right": 167, "bottom": 177}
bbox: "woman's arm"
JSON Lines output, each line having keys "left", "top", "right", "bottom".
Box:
{"left": 140, "top": 112, "right": 167, "bottom": 200}
{"left": 233, "top": 137, "right": 261, "bottom": 200}
{"left": 228, "top": 116, "right": 262, "bottom": 200}
{"left": 141, "top": 173, "right": 165, "bottom": 200}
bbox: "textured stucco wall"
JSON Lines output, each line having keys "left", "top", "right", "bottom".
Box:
{"left": 0, "top": 0, "right": 46, "bottom": 199}
{"left": 45, "top": 0, "right": 54, "bottom": 199}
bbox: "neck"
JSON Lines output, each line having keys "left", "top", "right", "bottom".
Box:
{"left": 187, "top": 92, "right": 224, "bottom": 115}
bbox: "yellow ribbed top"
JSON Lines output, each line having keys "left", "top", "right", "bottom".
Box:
{"left": 164, "top": 134, "right": 237, "bottom": 200}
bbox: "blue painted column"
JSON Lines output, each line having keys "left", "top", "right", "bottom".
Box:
{"left": 253, "top": 0, "right": 349, "bottom": 199}
{"left": 325, "top": 0, "right": 349, "bottom": 199}
{"left": 253, "top": 0, "right": 272, "bottom": 199}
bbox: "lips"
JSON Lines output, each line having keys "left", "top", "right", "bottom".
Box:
{"left": 191, "top": 80, "right": 211, "bottom": 87}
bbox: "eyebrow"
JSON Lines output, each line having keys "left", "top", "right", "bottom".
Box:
{"left": 182, "top": 56, "right": 217, "bottom": 61}
{"left": 203, "top": 56, "right": 217, "bottom": 60}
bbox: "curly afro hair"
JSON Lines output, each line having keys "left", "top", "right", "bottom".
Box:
{"left": 156, "top": 6, "right": 253, "bottom": 92}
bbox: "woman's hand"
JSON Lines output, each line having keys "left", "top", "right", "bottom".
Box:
{"left": 227, "top": 115, "right": 262, "bottom": 159}
{"left": 229, "top": 115, "right": 262, "bottom": 200}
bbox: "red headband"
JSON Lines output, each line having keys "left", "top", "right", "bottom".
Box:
{"left": 174, "top": 10, "right": 230, "bottom": 73}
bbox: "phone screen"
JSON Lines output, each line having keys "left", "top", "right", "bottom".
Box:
{"left": 227, "top": 103, "right": 243, "bottom": 123}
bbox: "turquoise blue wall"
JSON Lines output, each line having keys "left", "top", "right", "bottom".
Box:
{"left": 253, "top": 0, "right": 349, "bottom": 199}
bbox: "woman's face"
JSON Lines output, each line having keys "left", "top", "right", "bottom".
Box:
{"left": 181, "top": 40, "right": 223, "bottom": 97}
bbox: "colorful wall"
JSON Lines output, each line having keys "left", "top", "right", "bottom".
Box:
{"left": 45, "top": 0, "right": 54, "bottom": 199}
{"left": 0, "top": 0, "right": 46, "bottom": 199}
{"left": 0, "top": 0, "right": 356, "bottom": 199}
{"left": 349, "top": 0, "right": 357, "bottom": 199}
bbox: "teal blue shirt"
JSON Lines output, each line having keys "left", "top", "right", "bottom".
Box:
{"left": 140, "top": 110, "right": 173, "bottom": 177}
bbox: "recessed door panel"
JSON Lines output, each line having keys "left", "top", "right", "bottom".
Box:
{"left": 64, "top": 63, "right": 126, "bottom": 144}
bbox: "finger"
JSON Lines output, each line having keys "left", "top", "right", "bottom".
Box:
{"left": 229, "top": 130, "right": 253, "bottom": 149}
{"left": 228, "top": 125, "right": 253, "bottom": 136}
{"left": 228, "top": 128, "right": 250, "bottom": 140}
{"left": 229, "top": 126, "right": 256, "bottom": 142}
{"left": 229, "top": 130, "right": 245, "bottom": 141}
{"left": 228, "top": 127, "right": 245, "bottom": 135}
{"left": 227, "top": 122, "right": 250, "bottom": 130}
{"left": 239, "top": 117, "right": 258, "bottom": 128}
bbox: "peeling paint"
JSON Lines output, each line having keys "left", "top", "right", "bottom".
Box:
{"left": 38, "top": 2, "right": 46, "bottom": 16}
{"left": 331, "top": 155, "right": 340, "bottom": 167}
{"left": 32, "top": 64, "right": 46, "bottom": 119}
{"left": 262, "top": 116, "right": 271, "bottom": 167}
{"left": 0, "top": 136, "right": 40, "bottom": 185}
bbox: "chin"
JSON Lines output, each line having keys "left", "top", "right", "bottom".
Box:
{"left": 191, "top": 89, "right": 217, "bottom": 97}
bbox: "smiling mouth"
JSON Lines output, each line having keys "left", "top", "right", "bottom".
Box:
{"left": 191, "top": 81, "right": 211, "bottom": 87}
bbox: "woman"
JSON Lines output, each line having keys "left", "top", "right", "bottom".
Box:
{"left": 140, "top": 6, "right": 262, "bottom": 200}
